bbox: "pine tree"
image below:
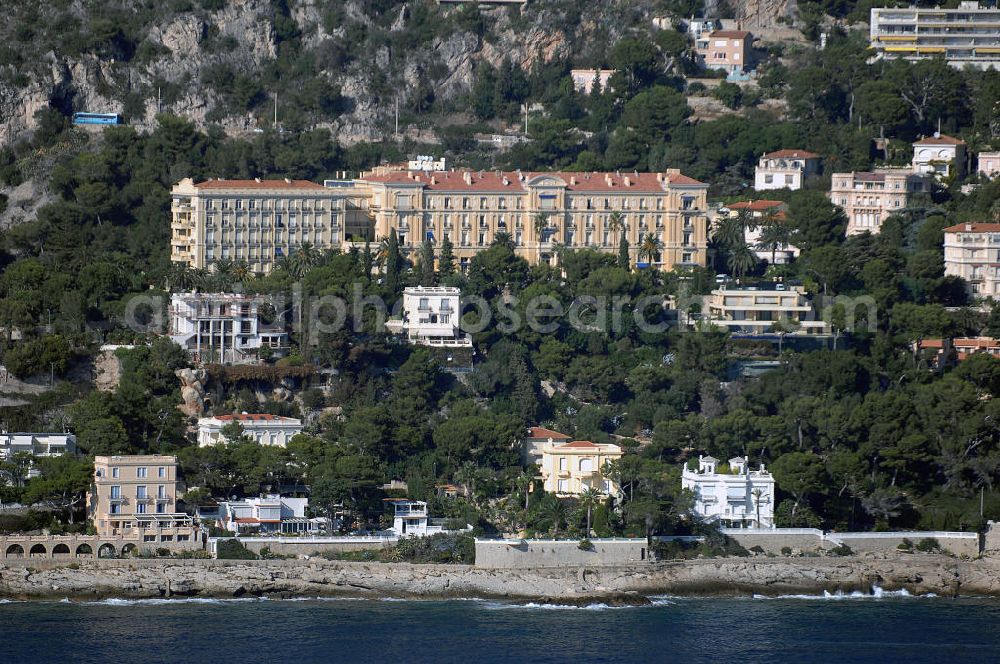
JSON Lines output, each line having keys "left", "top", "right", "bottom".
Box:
{"left": 438, "top": 237, "right": 456, "bottom": 278}
{"left": 618, "top": 232, "right": 630, "bottom": 271}
{"left": 419, "top": 238, "right": 436, "bottom": 286}
{"left": 385, "top": 229, "right": 401, "bottom": 294}
{"left": 362, "top": 240, "right": 373, "bottom": 283}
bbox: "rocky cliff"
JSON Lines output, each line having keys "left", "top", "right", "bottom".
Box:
{"left": 0, "top": 554, "right": 994, "bottom": 601}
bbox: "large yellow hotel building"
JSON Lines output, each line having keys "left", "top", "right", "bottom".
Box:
{"left": 170, "top": 167, "right": 710, "bottom": 274}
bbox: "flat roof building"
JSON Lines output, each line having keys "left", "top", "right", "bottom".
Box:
{"left": 384, "top": 286, "right": 471, "bottom": 348}
{"left": 682, "top": 455, "right": 775, "bottom": 528}
{"left": 169, "top": 292, "right": 289, "bottom": 365}
{"left": 870, "top": 2, "right": 1000, "bottom": 70}
{"left": 88, "top": 455, "right": 196, "bottom": 540}
{"left": 943, "top": 222, "right": 1000, "bottom": 298}
{"left": 828, "top": 169, "right": 930, "bottom": 235}
{"left": 197, "top": 413, "right": 303, "bottom": 448}
{"left": 702, "top": 283, "right": 830, "bottom": 336}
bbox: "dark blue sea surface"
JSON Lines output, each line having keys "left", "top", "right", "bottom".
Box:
{"left": 3, "top": 591, "right": 1000, "bottom": 663}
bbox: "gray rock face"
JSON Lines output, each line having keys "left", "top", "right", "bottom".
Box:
{"left": 0, "top": 554, "right": 991, "bottom": 601}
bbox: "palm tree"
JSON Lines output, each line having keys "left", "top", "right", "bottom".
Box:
{"left": 755, "top": 220, "right": 793, "bottom": 265}
{"left": 752, "top": 488, "right": 764, "bottom": 528}
{"left": 539, "top": 496, "right": 567, "bottom": 537}
{"left": 712, "top": 216, "right": 746, "bottom": 250}
{"left": 213, "top": 257, "right": 235, "bottom": 290}
{"left": 577, "top": 487, "right": 603, "bottom": 537}
{"left": 232, "top": 260, "right": 252, "bottom": 284}
{"left": 727, "top": 242, "right": 758, "bottom": 279}
{"left": 637, "top": 233, "right": 663, "bottom": 265}
{"left": 606, "top": 211, "right": 624, "bottom": 240}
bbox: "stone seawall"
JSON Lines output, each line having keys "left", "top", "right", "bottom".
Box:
{"left": 4, "top": 554, "right": 1000, "bottom": 601}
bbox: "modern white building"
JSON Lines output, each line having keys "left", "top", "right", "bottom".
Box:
{"left": 681, "top": 455, "right": 775, "bottom": 528}
{"left": 196, "top": 413, "right": 303, "bottom": 447}
{"left": 384, "top": 499, "right": 447, "bottom": 537}
{"left": 0, "top": 432, "right": 76, "bottom": 460}
{"left": 702, "top": 284, "right": 830, "bottom": 336}
{"left": 169, "top": 292, "right": 289, "bottom": 364}
{"left": 912, "top": 134, "right": 967, "bottom": 179}
{"left": 208, "top": 496, "right": 331, "bottom": 535}
{"left": 870, "top": 2, "right": 1000, "bottom": 70}
{"left": 979, "top": 151, "right": 1000, "bottom": 179}
{"left": 753, "top": 149, "right": 821, "bottom": 191}
{"left": 943, "top": 222, "right": 1000, "bottom": 298}
{"left": 523, "top": 426, "right": 571, "bottom": 466}
{"left": 407, "top": 156, "right": 447, "bottom": 172}
{"left": 385, "top": 286, "right": 472, "bottom": 347}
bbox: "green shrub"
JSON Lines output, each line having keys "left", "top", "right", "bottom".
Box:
{"left": 916, "top": 537, "right": 940, "bottom": 553}
{"left": 898, "top": 538, "right": 914, "bottom": 552}
{"left": 828, "top": 544, "right": 853, "bottom": 557}
{"left": 780, "top": 546, "right": 793, "bottom": 556}
{"left": 749, "top": 545, "right": 765, "bottom": 554}
{"left": 578, "top": 538, "right": 594, "bottom": 551}
{"left": 216, "top": 538, "right": 258, "bottom": 560}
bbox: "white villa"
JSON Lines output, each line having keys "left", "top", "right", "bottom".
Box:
{"left": 385, "top": 499, "right": 449, "bottom": 537}
{"left": 681, "top": 455, "right": 775, "bottom": 528}
{"left": 385, "top": 286, "right": 471, "bottom": 348}
{"left": 753, "top": 149, "right": 821, "bottom": 191}
{"left": 169, "top": 292, "right": 288, "bottom": 364}
{"left": 701, "top": 283, "right": 830, "bottom": 336}
{"left": 196, "top": 413, "right": 303, "bottom": 447}
{"left": 0, "top": 432, "right": 77, "bottom": 479}
{"left": 911, "top": 134, "right": 966, "bottom": 179}
{"left": 206, "top": 496, "right": 331, "bottom": 535}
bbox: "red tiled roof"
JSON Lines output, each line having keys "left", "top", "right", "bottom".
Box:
{"left": 943, "top": 223, "right": 1000, "bottom": 233}
{"left": 194, "top": 179, "right": 327, "bottom": 190}
{"left": 215, "top": 414, "right": 297, "bottom": 422}
{"left": 528, "top": 426, "right": 571, "bottom": 440}
{"left": 762, "top": 149, "right": 819, "bottom": 159}
{"left": 362, "top": 170, "right": 706, "bottom": 192}
{"left": 729, "top": 200, "right": 784, "bottom": 211}
{"left": 558, "top": 440, "right": 600, "bottom": 448}
{"left": 954, "top": 337, "right": 1000, "bottom": 349}
{"left": 913, "top": 134, "right": 965, "bottom": 146}
{"left": 710, "top": 30, "right": 751, "bottom": 38}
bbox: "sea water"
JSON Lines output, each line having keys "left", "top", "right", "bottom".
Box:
{"left": 2, "top": 593, "right": 999, "bottom": 663}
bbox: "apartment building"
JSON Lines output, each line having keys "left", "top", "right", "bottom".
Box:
{"left": 870, "top": 2, "right": 1000, "bottom": 70}
{"left": 384, "top": 286, "right": 471, "bottom": 347}
{"left": 702, "top": 283, "right": 830, "bottom": 336}
{"left": 828, "top": 169, "right": 930, "bottom": 235}
{"left": 197, "top": 413, "right": 303, "bottom": 447}
{"left": 169, "top": 292, "right": 288, "bottom": 364}
{"left": 979, "top": 151, "right": 1000, "bottom": 179}
{"left": 943, "top": 222, "right": 1000, "bottom": 298}
{"left": 912, "top": 134, "right": 967, "bottom": 179}
{"left": 88, "top": 455, "right": 197, "bottom": 539}
{"left": 695, "top": 30, "right": 753, "bottom": 74}
{"left": 540, "top": 440, "right": 622, "bottom": 497}
{"left": 170, "top": 177, "right": 369, "bottom": 273}
{"left": 753, "top": 149, "right": 821, "bottom": 191}
{"left": 681, "top": 455, "right": 775, "bottom": 528}
{"left": 360, "top": 168, "right": 709, "bottom": 272}
{"left": 726, "top": 200, "right": 798, "bottom": 264}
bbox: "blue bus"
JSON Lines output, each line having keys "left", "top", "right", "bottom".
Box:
{"left": 72, "top": 112, "right": 123, "bottom": 126}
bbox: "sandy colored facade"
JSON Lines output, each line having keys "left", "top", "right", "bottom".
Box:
{"left": 360, "top": 168, "right": 710, "bottom": 272}
{"left": 170, "top": 169, "right": 710, "bottom": 275}
{"left": 943, "top": 222, "right": 1000, "bottom": 298}
{"left": 88, "top": 455, "right": 197, "bottom": 541}
{"left": 979, "top": 151, "right": 1000, "bottom": 179}
{"left": 170, "top": 177, "right": 370, "bottom": 273}
{"left": 828, "top": 169, "right": 930, "bottom": 235}
{"left": 695, "top": 30, "right": 753, "bottom": 73}
{"left": 539, "top": 440, "right": 622, "bottom": 497}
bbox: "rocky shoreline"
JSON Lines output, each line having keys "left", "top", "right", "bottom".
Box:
{"left": 2, "top": 553, "right": 1000, "bottom": 602}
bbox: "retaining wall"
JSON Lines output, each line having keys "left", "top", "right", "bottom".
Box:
{"left": 721, "top": 528, "right": 981, "bottom": 557}
{"left": 0, "top": 533, "right": 205, "bottom": 560}
{"left": 475, "top": 538, "right": 652, "bottom": 569}
{"left": 230, "top": 537, "right": 395, "bottom": 557}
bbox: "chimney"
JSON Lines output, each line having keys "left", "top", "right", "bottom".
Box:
{"left": 934, "top": 131, "right": 941, "bottom": 139}
{"left": 605, "top": 174, "right": 614, "bottom": 187}
{"left": 570, "top": 176, "right": 576, "bottom": 186}
{"left": 624, "top": 176, "right": 631, "bottom": 187}
{"left": 502, "top": 176, "right": 509, "bottom": 186}
{"left": 254, "top": 177, "right": 261, "bottom": 183}
{"left": 463, "top": 171, "right": 472, "bottom": 186}
{"left": 284, "top": 177, "right": 291, "bottom": 184}
{"left": 966, "top": 223, "right": 973, "bottom": 232}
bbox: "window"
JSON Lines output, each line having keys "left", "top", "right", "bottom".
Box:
{"left": 156, "top": 503, "right": 166, "bottom": 514}
{"left": 110, "top": 503, "right": 121, "bottom": 515}
{"left": 764, "top": 174, "right": 773, "bottom": 184}
{"left": 137, "top": 467, "right": 147, "bottom": 479}
{"left": 557, "top": 479, "right": 569, "bottom": 493}
{"left": 112, "top": 467, "right": 120, "bottom": 479}
{"left": 137, "top": 503, "right": 147, "bottom": 514}
{"left": 136, "top": 485, "right": 147, "bottom": 499}
{"left": 559, "top": 457, "right": 568, "bottom": 471}
{"left": 110, "top": 486, "right": 121, "bottom": 499}
{"left": 158, "top": 485, "right": 166, "bottom": 499}
{"left": 158, "top": 467, "right": 166, "bottom": 478}
{"left": 580, "top": 458, "right": 594, "bottom": 472}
